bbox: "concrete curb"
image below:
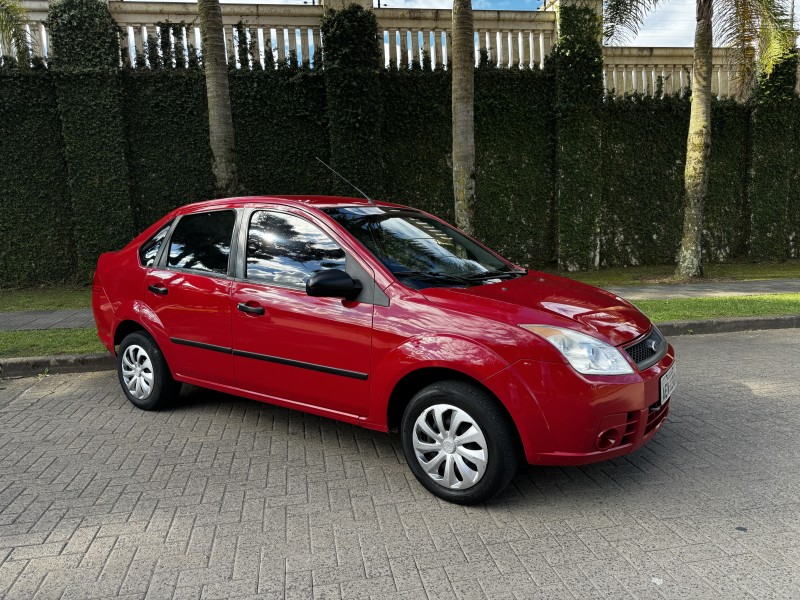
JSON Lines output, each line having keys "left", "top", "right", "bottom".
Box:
{"left": 2, "top": 314, "right": 799, "bottom": 378}
{"left": 0, "top": 353, "right": 115, "bottom": 379}
{"left": 656, "top": 314, "right": 800, "bottom": 337}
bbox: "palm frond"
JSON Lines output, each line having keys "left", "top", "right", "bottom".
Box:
{"left": 715, "top": 0, "right": 795, "bottom": 98}
{"left": 603, "top": 0, "right": 664, "bottom": 43}
{"left": 0, "top": 0, "right": 30, "bottom": 60}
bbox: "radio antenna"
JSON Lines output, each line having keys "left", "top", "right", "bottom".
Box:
{"left": 315, "top": 157, "right": 375, "bottom": 205}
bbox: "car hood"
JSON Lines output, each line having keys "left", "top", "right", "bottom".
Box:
{"left": 421, "top": 272, "right": 651, "bottom": 347}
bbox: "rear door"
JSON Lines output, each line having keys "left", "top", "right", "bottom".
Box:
{"left": 143, "top": 209, "right": 238, "bottom": 386}
{"left": 231, "top": 208, "right": 374, "bottom": 418}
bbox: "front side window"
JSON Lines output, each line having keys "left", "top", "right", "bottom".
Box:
{"left": 324, "top": 206, "right": 523, "bottom": 289}
{"left": 167, "top": 210, "right": 235, "bottom": 275}
{"left": 139, "top": 221, "right": 171, "bottom": 267}
{"left": 246, "top": 211, "right": 346, "bottom": 288}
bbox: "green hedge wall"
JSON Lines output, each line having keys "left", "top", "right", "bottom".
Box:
{"left": 122, "top": 70, "right": 214, "bottom": 231}
{"left": 322, "top": 8, "right": 385, "bottom": 198}
{"left": 474, "top": 66, "right": 556, "bottom": 266}
{"left": 379, "top": 65, "right": 556, "bottom": 266}
{"left": 380, "top": 69, "right": 453, "bottom": 219}
{"left": 553, "top": 6, "right": 604, "bottom": 270}
{"left": 49, "top": 0, "right": 135, "bottom": 280}
{"left": 320, "top": 4, "right": 383, "bottom": 70}
{"left": 4, "top": 64, "right": 798, "bottom": 287}
{"left": 325, "top": 67, "right": 385, "bottom": 197}
{"left": 230, "top": 68, "right": 333, "bottom": 196}
{"left": 749, "top": 55, "right": 800, "bottom": 261}
{"left": 704, "top": 100, "right": 751, "bottom": 261}
{"left": 749, "top": 100, "right": 800, "bottom": 261}
{"left": 0, "top": 70, "right": 76, "bottom": 286}
{"left": 56, "top": 73, "right": 135, "bottom": 280}
{"left": 601, "top": 96, "right": 750, "bottom": 266}
{"left": 601, "top": 95, "right": 686, "bottom": 266}
{"left": 4, "top": 0, "right": 800, "bottom": 288}
{"left": 792, "top": 135, "right": 800, "bottom": 260}
{"left": 48, "top": 0, "right": 121, "bottom": 71}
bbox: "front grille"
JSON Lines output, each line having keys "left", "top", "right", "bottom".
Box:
{"left": 624, "top": 327, "right": 666, "bottom": 370}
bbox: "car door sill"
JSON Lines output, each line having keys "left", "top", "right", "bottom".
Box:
{"left": 173, "top": 374, "right": 365, "bottom": 425}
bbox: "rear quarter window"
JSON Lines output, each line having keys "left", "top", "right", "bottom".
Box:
{"left": 138, "top": 222, "right": 172, "bottom": 267}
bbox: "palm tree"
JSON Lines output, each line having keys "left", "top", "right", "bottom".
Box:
{"left": 198, "top": 0, "right": 239, "bottom": 196}
{"left": 451, "top": 0, "right": 476, "bottom": 235}
{"left": 0, "top": 0, "right": 30, "bottom": 63}
{"left": 605, "top": 0, "right": 794, "bottom": 278}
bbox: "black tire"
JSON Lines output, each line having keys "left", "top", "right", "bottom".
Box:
{"left": 400, "top": 380, "right": 520, "bottom": 505}
{"left": 117, "top": 331, "right": 181, "bottom": 410}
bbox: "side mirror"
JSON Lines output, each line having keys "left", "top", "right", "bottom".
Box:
{"left": 306, "top": 269, "right": 363, "bottom": 300}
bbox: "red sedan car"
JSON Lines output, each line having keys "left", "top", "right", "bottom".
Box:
{"left": 93, "top": 196, "right": 675, "bottom": 504}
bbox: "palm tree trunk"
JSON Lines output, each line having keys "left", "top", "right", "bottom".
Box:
{"left": 675, "top": 0, "right": 713, "bottom": 279}
{"left": 451, "top": 0, "right": 476, "bottom": 235}
{"left": 198, "top": 0, "right": 239, "bottom": 197}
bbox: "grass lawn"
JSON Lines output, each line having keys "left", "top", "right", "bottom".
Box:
{"left": 0, "top": 287, "right": 91, "bottom": 312}
{"left": 636, "top": 293, "right": 800, "bottom": 323}
{"left": 0, "top": 328, "right": 104, "bottom": 359}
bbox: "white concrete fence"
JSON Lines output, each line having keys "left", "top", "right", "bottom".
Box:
{"left": 8, "top": 0, "right": 556, "bottom": 69}
{"left": 604, "top": 47, "right": 744, "bottom": 97}
{"left": 4, "top": 0, "right": 775, "bottom": 99}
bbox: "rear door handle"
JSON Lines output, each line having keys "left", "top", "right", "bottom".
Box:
{"left": 237, "top": 302, "right": 265, "bottom": 316}
{"left": 148, "top": 284, "right": 168, "bottom": 296}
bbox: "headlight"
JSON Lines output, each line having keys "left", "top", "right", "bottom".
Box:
{"left": 520, "top": 325, "right": 634, "bottom": 375}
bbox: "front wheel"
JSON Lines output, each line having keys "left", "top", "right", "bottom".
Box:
{"left": 400, "top": 380, "right": 519, "bottom": 505}
{"left": 118, "top": 331, "right": 180, "bottom": 410}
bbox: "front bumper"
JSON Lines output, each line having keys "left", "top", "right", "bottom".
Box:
{"left": 485, "top": 342, "right": 675, "bottom": 466}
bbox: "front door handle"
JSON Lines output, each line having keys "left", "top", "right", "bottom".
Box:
{"left": 148, "top": 284, "right": 168, "bottom": 296}
{"left": 238, "top": 302, "right": 265, "bottom": 316}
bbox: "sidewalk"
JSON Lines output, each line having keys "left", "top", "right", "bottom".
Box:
{"left": 0, "top": 308, "right": 94, "bottom": 331}
{"left": 604, "top": 277, "right": 800, "bottom": 300}
{"left": 1, "top": 278, "right": 800, "bottom": 332}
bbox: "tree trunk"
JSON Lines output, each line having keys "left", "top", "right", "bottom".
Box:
{"left": 675, "top": 0, "right": 712, "bottom": 279}
{"left": 451, "top": 0, "right": 475, "bottom": 235}
{"left": 198, "top": 0, "right": 239, "bottom": 197}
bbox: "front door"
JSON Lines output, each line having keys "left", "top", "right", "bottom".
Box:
{"left": 231, "top": 209, "right": 373, "bottom": 418}
{"left": 143, "top": 209, "right": 237, "bottom": 386}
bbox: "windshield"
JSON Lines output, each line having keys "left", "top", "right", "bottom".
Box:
{"left": 323, "top": 206, "right": 525, "bottom": 288}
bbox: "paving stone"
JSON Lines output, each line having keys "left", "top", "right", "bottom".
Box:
{"left": 0, "top": 330, "right": 799, "bottom": 598}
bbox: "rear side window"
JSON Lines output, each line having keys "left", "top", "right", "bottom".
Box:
{"left": 167, "top": 210, "right": 236, "bottom": 275}
{"left": 139, "top": 222, "right": 171, "bottom": 267}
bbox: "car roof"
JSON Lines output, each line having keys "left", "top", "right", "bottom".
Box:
{"left": 180, "top": 195, "right": 411, "bottom": 212}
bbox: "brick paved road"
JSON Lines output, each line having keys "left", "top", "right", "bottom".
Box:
{"left": 1, "top": 330, "right": 799, "bottom": 599}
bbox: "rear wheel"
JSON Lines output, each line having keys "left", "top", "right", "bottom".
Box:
{"left": 117, "top": 331, "right": 180, "bottom": 410}
{"left": 401, "top": 380, "right": 519, "bottom": 505}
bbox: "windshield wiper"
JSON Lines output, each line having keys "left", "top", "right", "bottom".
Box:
{"left": 393, "top": 270, "right": 474, "bottom": 284}
{"left": 463, "top": 269, "right": 528, "bottom": 281}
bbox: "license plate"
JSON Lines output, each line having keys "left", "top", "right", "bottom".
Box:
{"left": 659, "top": 364, "right": 677, "bottom": 405}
